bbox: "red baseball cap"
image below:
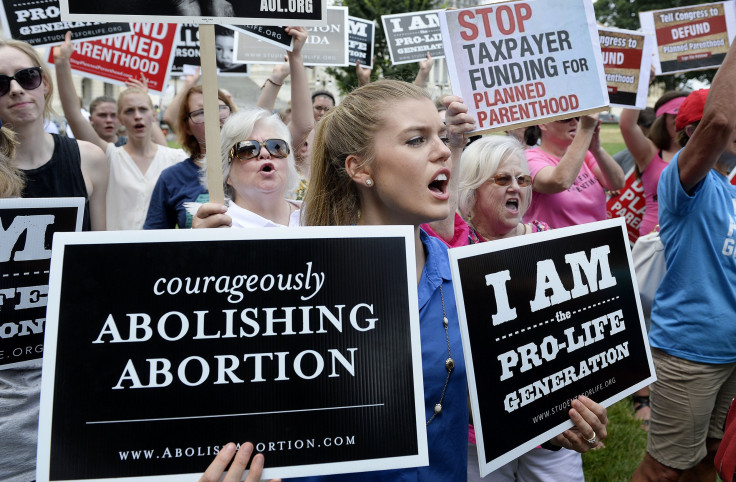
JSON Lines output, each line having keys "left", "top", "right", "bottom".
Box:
{"left": 675, "top": 89, "right": 709, "bottom": 131}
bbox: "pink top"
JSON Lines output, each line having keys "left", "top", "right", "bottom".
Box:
{"left": 420, "top": 213, "right": 471, "bottom": 248}
{"left": 639, "top": 151, "right": 668, "bottom": 236}
{"left": 524, "top": 147, "right": 607, "bottom": 228}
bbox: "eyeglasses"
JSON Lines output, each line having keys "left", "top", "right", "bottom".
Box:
{"left": 489, "top": 173, "right": 533, "bottom": 187}
{"left": 229, "top": 139, "right": 290, "bottom": 161}
{"left": 555, "top": 116, "right": 580, "bottom": 123}
{"left": 187, "top": 104, "right": 231, "bottom": 124}
{"left": 0, "top": 67, "right": 43, "bottom": 97}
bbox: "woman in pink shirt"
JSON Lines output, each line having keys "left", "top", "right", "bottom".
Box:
{"left": 523, "top": 114, "right": 624, "bottom": 228}
{"left": 619, "top": 91, "right": 687, "bottom": 237}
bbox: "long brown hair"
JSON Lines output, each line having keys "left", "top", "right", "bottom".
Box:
{"left": 303, "top": 79, "right": 431, "bottom": 226}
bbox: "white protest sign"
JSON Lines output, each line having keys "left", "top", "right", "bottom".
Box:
{"left": 439, "top": 0, "right": 609, "bottom": 134}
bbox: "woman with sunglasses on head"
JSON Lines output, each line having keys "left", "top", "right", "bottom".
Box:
{"left": 287, "top": 80, "right": 608, "bottom": 482}
{"left": 523, "top": 114, "right": 624, "bottom": 229}
{"left": 0, "top": 38, "right": 108, "bottom": 231}
{"left": 54, "top": 31, "right": 188, "bottom": 231}
{"left": 143, "top": 85, "right": 234, "bottom": 229}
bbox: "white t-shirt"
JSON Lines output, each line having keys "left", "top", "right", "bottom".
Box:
{"left": 228, "top": 200, "right": 302, "bottom": 228}
{"left": 105, "top": 143, "right": 187, "bottom": 230}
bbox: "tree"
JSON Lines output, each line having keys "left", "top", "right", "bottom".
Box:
{"left": 595, "top": 0, "right": 717, "bottom": 90}
{"left": 327, "top": 0, "right": 438, "bottom": 95}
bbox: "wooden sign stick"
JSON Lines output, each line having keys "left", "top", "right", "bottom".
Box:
{"left": 198, "top": 24, "right": 225, "bottom": 204}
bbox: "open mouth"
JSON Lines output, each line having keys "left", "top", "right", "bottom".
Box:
{"left": 260, "top": 162, "right": 275, "bottom": 173}
{"left": 429, "top": 173, "right": 448, "bottom": 195}
{"left": 506, "top": 199, "right": 519, "bottom": 212}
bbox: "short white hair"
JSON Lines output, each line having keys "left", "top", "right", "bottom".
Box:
{"left": 457, "top": 135, "right": 531, "bottom": 218}
{"left": 202, "top": 109, "right": 298, "bottom": 199}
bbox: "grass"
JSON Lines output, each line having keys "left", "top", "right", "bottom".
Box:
{"left": 581, "top": 396, "right": 648, "bottom": 481}
{"left": 599, "top": 123, "right": 626, "bottom": 157}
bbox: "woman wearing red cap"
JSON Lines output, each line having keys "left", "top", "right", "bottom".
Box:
{"left": 632, "top": 42, "right": 736, "bottom": 481}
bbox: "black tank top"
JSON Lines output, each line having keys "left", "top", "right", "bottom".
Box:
{"left": 21, "top": 134, "right": 92, "bottom": 231}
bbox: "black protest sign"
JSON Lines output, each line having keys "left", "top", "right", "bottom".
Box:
{"left": 230, "top": 25, "right": 294, "bottom": 50}
{"left": 449, "top": 218, "right": 655, "bottom": 476}
{"left": 0, "top": 0, "right": 130, "bottom": 47}
{"left": 171, "top": 24, "right": 249, "bottom": 77}
{"left": 61, "top": 0, "right": 327, "bottom": 26}
{"left": 37, "top": 227, "right": 427, "bottom": 481}
{"left": 381, "top": 10, "right": 445, "bottom": 65}
{"left": 0, "top": 198, "right": 84, "bottom": 369}
{"left": 348, "top": 17, "right": 375, "bottom": 69}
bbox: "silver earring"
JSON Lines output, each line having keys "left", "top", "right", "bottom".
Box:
{"left": 365, "top": 179, "right": 373, "bottom": 187}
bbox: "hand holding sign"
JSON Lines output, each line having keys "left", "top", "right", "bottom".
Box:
{"left": 51, "top": 30, "right": 74, "bottom": 64}
{"left": 356, "top": 59, "right": 371, "bottom": 86}
{"left": 125, "top": 74, "right": 150, "bottom": 92}
{"left": 414, "top": 52, "right": 434, "bottom": 87}
{"left": 200, "top": 442, "right": 278, "bottom": 482}
{"left": 443, "top": 95, "right": 476, "bottom": 150}
{"left": 192, "top": 202, "right": 231, "bottom": 228}
{"left": 548, "top": 395, "right": 608, "bottom": 451}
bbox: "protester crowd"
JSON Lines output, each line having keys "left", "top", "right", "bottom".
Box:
{"left": 1, "top": 12, "right": 735, "bottom": 482}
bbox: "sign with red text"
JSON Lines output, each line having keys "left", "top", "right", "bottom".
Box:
{"left": 0, "top": 0, "right": 130, "bottom": 47}
{"left": 46, "top": 23, "right": 179, "bottom": 94}
{"left": 640, "top": 1, "right": 736, "bottom": 75}
{"left": 0, "top": 198, "right": 84, "bottom": 369}
{"left": 449, "top": 218, "right": 655, "bottom": 476}
{"left": 60, "top": 0, "right": 327, "bottom": 27}
{"left": 439, "top": 0, "right": 609, "bottom": 134}
{"left": 37, "top": 226, "right": 427, "bottom": 481}
{"left": 599, "top": 27, "right": 654, "bottom": 109}
{"left": 607, "top": 169, "right": 645, "bottom": 244}
{"left": 381, "top": 10, "right": 445, "bottom": 65}
{"left": 232, "top": 6, "right": 348, "bottom": 65}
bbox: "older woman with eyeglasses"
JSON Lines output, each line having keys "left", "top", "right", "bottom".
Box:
{"left": 143, "top": 85, "right": 234, "bottom": 229}
{"left": 192, "top": 109, "right": 301, "bottom": 228}
{"left": 523, "top": 114, "right": 624, "bottom": 228}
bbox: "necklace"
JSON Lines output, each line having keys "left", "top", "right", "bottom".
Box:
{"left": 427, "top": 284, "right": 454, "bottom": 425}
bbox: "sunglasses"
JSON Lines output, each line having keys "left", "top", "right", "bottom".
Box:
{"left": 555, "top": 116, "right": 580, "bottom": 123}
{"left": 187, "top": 104, "right": 231, "bottom": 124}
{"left": 230, "top": 139, "right": 290, "bottom": 161}
{"left": 489, "top": 173, "right": 533, "bottom": 187}
{"left": 0, "top": 67, "right": 43, "bottom": 97}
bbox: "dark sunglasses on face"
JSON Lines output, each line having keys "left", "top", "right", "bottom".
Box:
{"left": 490, "top": 173, "right": 533, "bottom": 187}
{"left": 187, "top": 104, "right": 231, "bottom": 124}
{"left": 555, "top": 116, "right": 580, "bottom": 123}
{"left": 0, "top": 67, "right": 43, "bottom": 97}
{"left": 229, "top": 139, "right": 290, "bottom": 162}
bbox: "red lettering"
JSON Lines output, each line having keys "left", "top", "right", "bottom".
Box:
{"left": 515, "top": 3, "right": 532, "bottom": 32}
{"left": 458, "top": 10, "right": 478, "bottom": 41}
